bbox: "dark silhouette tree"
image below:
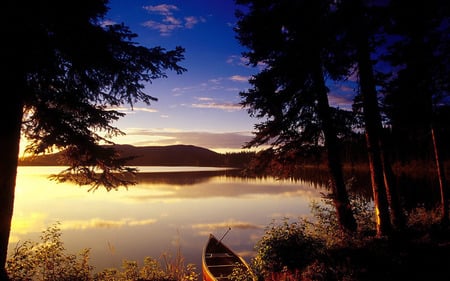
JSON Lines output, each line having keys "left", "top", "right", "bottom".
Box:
{"left": 336, "top": 0, "right": 411, "bottom": 236}
{"left": 0, "top": 0, "right": 186, "bottom": 279}
{"left": 353, "top": 0, "right": 393, "bottom": 236}
{"left": 383, "top": 0, "right": 450, "bottom": 224}
{"left": 235, "top": 0, "right": 357, "bottom": 234}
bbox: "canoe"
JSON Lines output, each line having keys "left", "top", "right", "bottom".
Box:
{"left": 202, "top": 233, "right": 256, "bottom": 281}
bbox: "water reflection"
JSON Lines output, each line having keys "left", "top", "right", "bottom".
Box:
{"left": 10, "top": 166, "right": 327, "bottom": 273}
{"left": 10, "top": 166, "right": 439, "bottom": 275}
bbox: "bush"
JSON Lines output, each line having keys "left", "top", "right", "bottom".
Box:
{"left": 249, "top": 196, "right": 377, "bottom": 281}
{"left": 252, "top": 218, "right": 324, "bottom": 280}
{"left": 7, "top": 223, "right": 198, "bottom": 281}
{"left": 7, "top": 222, "right": 92, "bottom": 281}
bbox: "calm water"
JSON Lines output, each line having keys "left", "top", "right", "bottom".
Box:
{"left": 9, "top": 166, "right": 328, "bottom": 274}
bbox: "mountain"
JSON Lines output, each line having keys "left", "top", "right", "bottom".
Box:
{"left": 18, "top": 144, "right": 228, "bottom": 167}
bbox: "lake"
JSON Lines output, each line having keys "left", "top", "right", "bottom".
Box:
{"left": 9, "top": 166, "right": 329, "bottom": 275}
{"left": 9, "top": 165, "right": 443, "bottom": 277}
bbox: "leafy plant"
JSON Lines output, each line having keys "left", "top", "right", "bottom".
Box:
{"left": 253, "top": 218, "right": 323, "bottom": 278}
{"left": 228, "top": 262, "right": 254, "bottom": 281}
{"left": 306, "top": 195, "right": 375, "bottom": 247}
{"left": 7, "top": 222, "right": 92, "bottom": 281}
{"left": 7, "top": 223, "right": 198, "bottom": 281}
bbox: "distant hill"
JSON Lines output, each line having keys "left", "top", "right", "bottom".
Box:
{"left": 18, "top": 144, "right": 242, "bottom": 167}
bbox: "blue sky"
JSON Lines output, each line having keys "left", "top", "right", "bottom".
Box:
{"left": 103, "top": 0, "right": 355, "bottom": 153}
{"left": 104, "top": 0, "right": 261, "bottom": 153}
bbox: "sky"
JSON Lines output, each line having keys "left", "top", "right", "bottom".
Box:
{"left": 96, "top": 1, "right": 354, "bottom": 153}
{"left": 100, "top": 0, "right": 259, "bottom": 153}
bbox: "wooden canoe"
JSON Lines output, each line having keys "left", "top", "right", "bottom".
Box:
{"left": 202, "top": 233, "right": 256, "bottom": 281}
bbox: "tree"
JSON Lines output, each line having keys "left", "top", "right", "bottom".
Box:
{"left": 383, "top": 0, "right": 450, "bottom": 224}
{"left": 336, "top": 0, "right": 408, "bottom": 236}
{"left": 0, "top": 0, "right": 186, "bottom": 279}
{"left": 235, "top": 0, "right": 357, "bottom": 234}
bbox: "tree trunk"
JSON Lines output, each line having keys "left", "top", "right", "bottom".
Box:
{"left": 315, "top": 69, "right": 357, "bottom": 234}
{"left": 431, "top": 127, "right": 449, "bottom": 224}
{"left": 380, "top": 148, "right": 406, "bottom": 230}
{"left": 0, "top": 73, "right": 24, "bottom": 280}
{"left": 356, "top": 35, "right": 392, "bottom": 237}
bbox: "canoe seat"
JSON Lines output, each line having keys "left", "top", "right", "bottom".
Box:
{"left": 207, "top": 264, "right": 236, "bottom": 268}
{"left": 205, "top": 253, "right": 233, "bottom": 258}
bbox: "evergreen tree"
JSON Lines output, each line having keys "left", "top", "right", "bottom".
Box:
{"left": 235, "top": 0, "right": 357, "bottom": 234}
{"left": 0, "top": 1, "right": 186, "bottom": 279}
{"left": 383, "top": 0, "right": 450, "bottom": 223}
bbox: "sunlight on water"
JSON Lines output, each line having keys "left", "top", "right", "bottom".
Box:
{"left": 10, "top": 166, "right": 327, "bottom": 272}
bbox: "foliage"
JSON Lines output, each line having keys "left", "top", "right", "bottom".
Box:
{"left": 6, "top": 223, "right": 198, "bottom": 281}
{"left": 234, "top": 0, "right": 361, "bottom": 235}
{"left": 6, "top": 222, "right": 92, "bottom": 281}
{"left": 250, "top": 194, "right": 450, "bottom": 281}
{"left": 252, "top": 218, "right": 324, "bottom": 279}
{"left": 92, "top": 252, "right": 199, "bottom": 281}
{"left": 306, "top": 195, "right": 375, "bottom": 247}
{"left": 250, "top": 195, "right": 377, "bottom": 281}
{"left": 1, "top": 1, "right": 186, "bottom": 277}
{"left": 6, "top": 0, "right": 186, "bottom": 190}
{"left": 228, "top": 262, "right": 255, "bottom": 281}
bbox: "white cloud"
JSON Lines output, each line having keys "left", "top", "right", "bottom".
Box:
{"left": 101, "top": 19, "right": 117, "bottom": 27}
{"left": 60, "top": 217, "right": 157, "bottom": 230}
{"left": 142, "top": 4, "right": 205, "bottom": 36}
{"left": 115, "top": 106, "right": 158, "bottom": 113}
{"left": 142, "top": 20, "right": 180, "bottom": 36}
{"left": 191, "top": 102, "right": 242, "bottom": 112}
{"left": 143, "top": 4, "right": 178, "bottom": 15}
{"left": 196, "top": 96, "right": 214, "bottom": 101}
{"left": 184, "top": 16, "right": 206, "bottom": 28}
{"left": 192, "top": 219, "right": 263, "bottom": 232}
{"left": 229, "top": 75, "right": 249, "bottom": 82}
{"left": 164, "top": 16, "right": 182, "bottom": 25}
{"left": 133, "top": 107, "right": 159, "bottom": 113}
{"left": 226, "top": 55, "right": 249, "bottom": 67}
{"left": 113, "top": 129, "right": 254, "bottom": 151}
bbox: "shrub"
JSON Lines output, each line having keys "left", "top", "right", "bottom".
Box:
{"left": 252, "top": 218, "right": 324, "bottom": 279}
{"left": 7, "top": 223, "right": 198, "bottom": 281}
{"left": 7, "top": 222, "right": 92, "bottom": 281}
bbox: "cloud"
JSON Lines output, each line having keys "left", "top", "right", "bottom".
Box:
{"left": 229, "top": 75, "right": 249, "bottom": 82}
{"left": 10, "top": 212, "right": 48, "bottom": 243}
{"left": 227, "top": 55, "right": 266, "bottom": 70}
{"left": 60, "top": 218, "right": 157, "bottom": 230}
{"left": 192, "top": 219, "right": 263, "bottom": 233}
{"left": 190, "top": 95, "right": 244, "bottom": 112}
{"left": 328, "top": 93, "right": 354, "bottom": 110}
{"left": 133, "top": 107, "right": 159, "bottom": 113}
{"left": 184, "top": 16, "right": 206, "bottom": 28}
{"left": 226, "top": 55, "right": 249, "bottom": 67}
{"left": 328, "top": 81, "right": 356, "bottom": 110}
{"left": 142, "top": 20, "right": 180, "bottom": 36}
{"left": 143, "top": 4, "right": 178, "bottom": 16}
{"left": 142, "top": 4, "right": 205, "bottom": 36}
{"left": 191, "top": 102, "right": 242, "bottom": 112}
{"left": 114, "top": 129, "right": 254, "bottom": 151}
{"left": 101, "top": 19, "right": 117, "bottom": 27}
{"left": 115, "top": 106, "right": 159, "bottom": 114}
